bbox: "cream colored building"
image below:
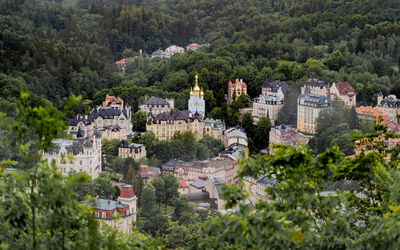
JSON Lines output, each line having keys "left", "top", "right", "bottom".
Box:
{"left": 43, "top": 135, "right": 102, "bottom": 179}
{"left": 377, "top": 93, "right": 400, "bottom": 123}
{"left": 329, "top": 82, "right": 356, "bottom": 106}
{"left": 118, "top": 140, "right": 146, "bottom": 160}
{"left": 297, "top": 94, "right": 331, "bottom": 134}
{"left": 100, "top": 125, "right": 127, "bottom": 140}
{"left": 301, "top": 73, "right": 327, "bottom": 96}
{"left": 203, "top": 119, "right": 225, "bottom": 141}
{"left": 222, "top": 127, "right": 248, "bottom": 149}
{"left": 139, "top": 97, "right": 174, "bottom": 115}
{"left": 252, "top": 96, "right": 284, "bottom": 124}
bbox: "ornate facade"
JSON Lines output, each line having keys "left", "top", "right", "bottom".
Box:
{"left": 227, "top": 78, "right": 247, "bottom": 103}
{"left": 188, "top": 74, "right": 205, "bottom": 117}
{"left": 297, "top": 94, "right": 331, "bottom": 134}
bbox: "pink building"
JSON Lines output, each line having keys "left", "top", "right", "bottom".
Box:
{"left": 186, "top": 43, "right": 201, "bottom": 51}
{"left": 329, "top": 82, "right": 356, "bottom": 106}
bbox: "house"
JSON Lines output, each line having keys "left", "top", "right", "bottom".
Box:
{"left": 164, "top": 156, "right": 238, "bottom": 184}
{"left": 204, "top": 178, "right": 226, "bottom": 210}
{"left": 102, "top": 94, "right": 124, "bottom": 108}
{"left": 261, "top": 79, "right": 290, "bottom": 101}
{"left": 329, "top": 82, "right": 356, "bottom": 106}
{"left": 297, "top": 94, "right": 331, "bottom": 134}
{"left": 227, "top": 79, "right": 247, "bottom": 103}
{"left": 90, "top": 106, "right": 132, "bottom": 135}
{"left": 138, "top": 165, "right": 160, "bottom": 184}
{"left": 188, "top": 74, "right": 205, "bottom": 117}
{"left": 203, "top": 119, "right": 225, "bottom": 141}
{"left": 377, "top": 93, "right": 400, "bottom": 123}
{"left": 164, "top": 45, "right": 184, "bottom": 58}
{"left": 178, "top": 179, "right": 189, "bottom": 194}
{"left": 222, "top": 127, "right": 248, "bottom": 149}
{"left": 186, "top": 43, "right": 201, "bottom": 51}
{"left": 67, "top": 113, "right": 94, "bottom": 139}
{"left": 139, "top": 97, "right": 174, "bottom": 115}
{"left": 189, "top": 180, "right": 205, "bottom": 193}
{"left": 118, "top": 140, "right": 146, "bottom": 160}
{"left": 301, "top": 73, "right": 327, "bottom": 96}
{"left": 151, "top": 49, "right": 166, "bottom": 58}
{"left": 269, "top": 125, "right": 308, "bottom": 153}
{"left": 219, "top": 146, "right": 245, "bottom": 161}
{"left": 43, "top": 134, "right": 102, "bottom": 179}
{"left": 243, "top": 175, "right": 276, "bottom": 203}
{"left": 146, "top": 110, "right": 203, "bottom": 140}
{"left": 100, "top": 125, "right": 127, "bottom": 140}
{"left": 115, "top": 59, "right": 128, "bottom": 72}
{"left": 90, "top": 185, "right": 137, "bottom": 234}
{"left": 356, "top": 106, "right": 390, "bottom": 124}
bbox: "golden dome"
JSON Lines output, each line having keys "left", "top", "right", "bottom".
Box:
{"left": 190, "top": 87, "right": 193, "bottom": 96}
{"left": 200, "top": 87, "right": 204, "bottom": 96}
{"left": 193, "top": 74, "right": 200, "bottom": 92}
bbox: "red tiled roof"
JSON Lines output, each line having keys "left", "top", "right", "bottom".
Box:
{"left": 115, "top": 59, "right": 128, "bottom": 65}
{"left": 335, "top": 82, "right": 355, "bottom": 96}
{"left": 356, "top": 106, "right": 390, "bottom": 122}
{"left": 228, "top": 79, "right": 247, "bottom": 88}
{"left": 178, "top": 179, "right": 188, "bottom": 188}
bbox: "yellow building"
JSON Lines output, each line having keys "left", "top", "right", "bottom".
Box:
{"left": 118, "top": 140, "right": 146, "bottom": 160}
{"left": 297, "top": 94, "right": 331, "bottom": 134}
{"left": 100, "top": 125, "right": 127, "bottom": 140}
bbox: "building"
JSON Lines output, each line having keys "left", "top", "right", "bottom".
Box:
{"left": 329, "top": 82, "right": 356, "bottom": 106}
{"left": 118, "top": 140, "right": 146, "bottom": 160}
{"left": 243, "top": 175, "right": 276, "bottom": 204}
{"left": 139, "top": 97, "right": 174, "bottom": 115}
{"left": 188, "top": 74, "right": 205, "bottom": 117}
{"left": 151, "top": 49, "right": 166, "bottom": 58}
{"left": 202, "top": 119, "right": 225, "bottom": 141}
{"left": 90, "top": 106, "right": 132, "bottom": 135}
{"left": 91, "top": 185, "right": 137, "bottom": 234}
{"left": 377, "top": 93, "right": 400, "bottom": 123}
{"left": 138, "top": 165, "right": 160, "bottom": 184}
{"left": 164, "top": 45, "right": 184, "bottom": 58}
{"left": 297, "top": 94, "right": 331, "bottom": 134}
{"left": 178, "top": 179, "right": 189, "bottom": 194}
{"left": 102, "top": 94, "right": 124, "bottom": 108}
{"left": 222, "top": 127, "right": 248, "bottom": 149}
{"left": 186, "top": 43, "right": 201, "bottom": 51}
{"left": 301, "top": 73, "right": 327, "bottom": 96}
{"left": 162, "top": 156, "right": 238, "bottom": 184}
{"left": 269, "top": 125, "right": 308, "bottom": 153}
{"left": 115, "top": 59, "right": 128, "bottom": 72}
{"left": 356, "top": 106, "right": 390, "bottom": 123}
{"left": 204, "top": 179, "right": 226, "bottom": 210}
{"left": 100, "top": 125, "right": 127, "bottom": 140}
{"left": 261, "top": 79, "right": 290, "bottom": 101}
{"left": 43, "top": 135, "right": 102, "bottom": 179}
{"left": 67, "top": 114, "right": 94, "bottom": 139}
{"left": 227, "top": 79, "right": 247, "bottom": 103}
{"left": 146, "top": 110, "right": 203, "bottom": 140}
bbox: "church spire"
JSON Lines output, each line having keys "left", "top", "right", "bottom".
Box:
{"left": 193, "top": 73, "right": 200, "bottom": 92}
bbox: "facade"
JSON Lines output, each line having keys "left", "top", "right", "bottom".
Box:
{"left": 188, "top": 74, "right": 205, "bottom": 117}
{"left": 222, "top": 127, "right": 248, "bottom": 149}
{"left": 377, "top": 93, "right": 400, "bottom": 123}
{"left": 297, "top": 94, "right": 331, "bottom": 134}
{"left": 118, "top": 140, "right": 146, "bottom": 160}
{"left": 162, "top": 156, "right": 238, "bottom": 184}
{"left": 329, "top": 82, "right": 356, "bottom": 106}
{"left": 243, "top": 175, "right": 276, "bottom": 203}
{"left": 202, "top": 119, "right": 225, "bottom": 141}
{"left": 186, "top": 43, "right": 201, "bottom": 51}
{"left": 100, "top": 125, "right": 127, "bottom": 140}
{"left": 356, "top": 106, "right": 390, "bottom": 123}
{"left": 227, "top": 79, "right": 247, "bottom": 103}
{"left": 261, "top": 80, "right": 290, "bottom": 101}
{"left": 269, "top": 125, "right": 308, "bottom": 153}
{"left": 252, "top": 95, "right": 283, "bottom": 124}
{"left": 139, "top": 97, "right": 174, "bottom": 115}
{"left": 138, "top": 165, "right": 160, "bottom": 184}
{"left": 67, "top": 114, "right": 94, "bottom": 139}
{"left": 91, "top": 185, "right": 137, "bottom": 234}
{"left": 43, "top": 135, "right": 102, "bottom": 179}
{"left": 146, "top": 110, "right": 203, "bottom": 140}
{"left": 301, "top": 73, "right": 327, "bottom": 96}
{"left": 90, "top": 106, "right": 132, "bottom": 135}
{"left": 164, "top": 45, "right": 184, "bottom": 58}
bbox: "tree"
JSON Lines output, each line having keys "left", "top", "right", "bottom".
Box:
{"left": 132, "top": 110, "right": 148, "bottom": 132}
{"left": 152, "top": 176, "right": 165, "bottom": 210}
{"left": 216, "top": 89, "right": 225, "bottom": 107}
{"left": 326, "top": 50, "right": 345, "bottom": 71}
{"left": 140, "top": 186, "right": 157, "bottom": 218}
{"left": 204, "top": 89, "right": 215, "bottom": 114}
{"left": 162, "top": 174, "right": 179, "bottom": 213}
{"left": 241, "top": 112, "right": 255, "bottom": 135}
{"left": 209, "top": 107, "right": 224, "bottom": 121}
{"left": 253, "top": 116, "right": 272, "bottom": 151}
{"left": 102, "top": 139, "right": 120, "bottom": 170}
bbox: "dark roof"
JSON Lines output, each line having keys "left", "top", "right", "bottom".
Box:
{"left": 118, "top": 140, "right": 144, "bottom": 149}
{"left": 256, "top": 175, "right": 276, "bottom": 186}
{"left": 142, "top": 97, "right": 170, "bottom": 106}
{"left": 101, "top": 125, "right": 123, "bottom": 132}
{"left": 262, "top": 80, "right": 290, "bottom": 94}
{"left": 305, "top": 73, "right": 325, "bottom": 88}
{"left": 380, "top": 95, "right": 400, "bottom": 107}
{"left": 89, "top": 106, "right": 129, "bottom": 120}
{"left": 148, "top": 110, "right": 202, "bottom": 123}
{"left": 298, "top": 94, "right": 331, "bottom": 107}
{"left": 67, "top": 114, "right": 92, "bottom": 126}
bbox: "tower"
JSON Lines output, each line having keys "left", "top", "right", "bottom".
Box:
{"left": 188, "top": 74, "right": 205, "bottom": 117}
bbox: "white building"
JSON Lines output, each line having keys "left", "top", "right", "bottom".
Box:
{"left": 222, "top": 127, "right": 248, "bottom": 149}
{"left": 329, "top": 82, "right": 356, "bottom": 106}
{"left": 43, "top": 134, "right": 102, "bottom": 179}
{"left": 164, "top": 45, "right": 184, "bottom": 58}
{"left": 377, "top": 93, "right": 400, "bottom": 123}
{"left": 139, "top": 97, "right": 174, "bottom": 115}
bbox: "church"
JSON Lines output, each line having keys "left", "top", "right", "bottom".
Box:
{"left": 188, "top": 74, "right": 205, "bottom": 117}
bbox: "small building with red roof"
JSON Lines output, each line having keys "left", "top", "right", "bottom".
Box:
{"left": 186, "top": 43, "right": 201, "bottom": 51}
{"left": 356, "top": 106, "right": 390, "bottom": 124}
{"left": 90, "top": 184, "right": 137, "bottom": 234}
{"left": 102, "top": 94, "right": 124, "bottom": 108}
{"left": 178, "top": 179, "right": 189, "bottom": 194}
{"left": 228, "top": 79, "right": 247, "bottom": 103}
{"left": 115, "top": 58, "right": 128, "bottom": 72}
{"left": 329, "top": 82, "right": 356, "bottom": 106}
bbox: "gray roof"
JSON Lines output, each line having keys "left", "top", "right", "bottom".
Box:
{"left": 148, "top": 110, "right": 202, "bottom": 123}
{"left": 190, "top": 180, "right": 205, "bottom": 189}
{"left": 89, "top": 106, "right": 129, "bottom": 120}
{"left": 142, "top": 97, "right": 170, "bottom": 106}
{"left": 262, "top": 80, "right": 290, "bottom": 94}
{"left": 67, "top": 113, "right": 92, "bottom": 126}
{"left": 298, "top": 94, "right": 331, "bottom": 107}
{"left": 93, "top": 199, "right": 128, "bottom": 211}
{"left": 256, "top": 175, "right": 276, "bottom": 187}
{"left": 380, "top": 95, "right": 400, "bottom": 107}
{"left": 118, "top": 140, "right": 144, "bottom": 149}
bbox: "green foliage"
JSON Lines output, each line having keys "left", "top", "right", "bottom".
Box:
{"left": 132, "top": 110, "right": 148, "bottom": 132}
{"left": 74, "top": 172, "right": 118, "bottom": 200}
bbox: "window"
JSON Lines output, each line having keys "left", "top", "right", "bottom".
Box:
{"left": 80, "top": 160, "right": 82, "bottom": 166}
{"left": 126, "top": 210, "right": 129, "bottom": 215}
{"left": 102, "top": 212, "right": 106, "bottom": 218}
{"left": 96, "top": 211, "right": 99, "bottom": 217}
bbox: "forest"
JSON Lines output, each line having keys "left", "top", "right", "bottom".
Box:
{"left": 2, "top": 0, "right": 400, "bottom": 248}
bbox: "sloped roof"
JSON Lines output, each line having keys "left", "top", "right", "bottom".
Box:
{"left": 228, "top": 79, "right": 247, "bottom": 88}
{"left": 334, "top": 82, "right": 355, "bottom": 96}
{"left": 89, "top": 106, "right": 129, "bottom": 120}
{"left": 142, "top": 97, "right": 170, "bottom": 106}
{"left": 262, "top": 80, "right": 290, "bottom": 94}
